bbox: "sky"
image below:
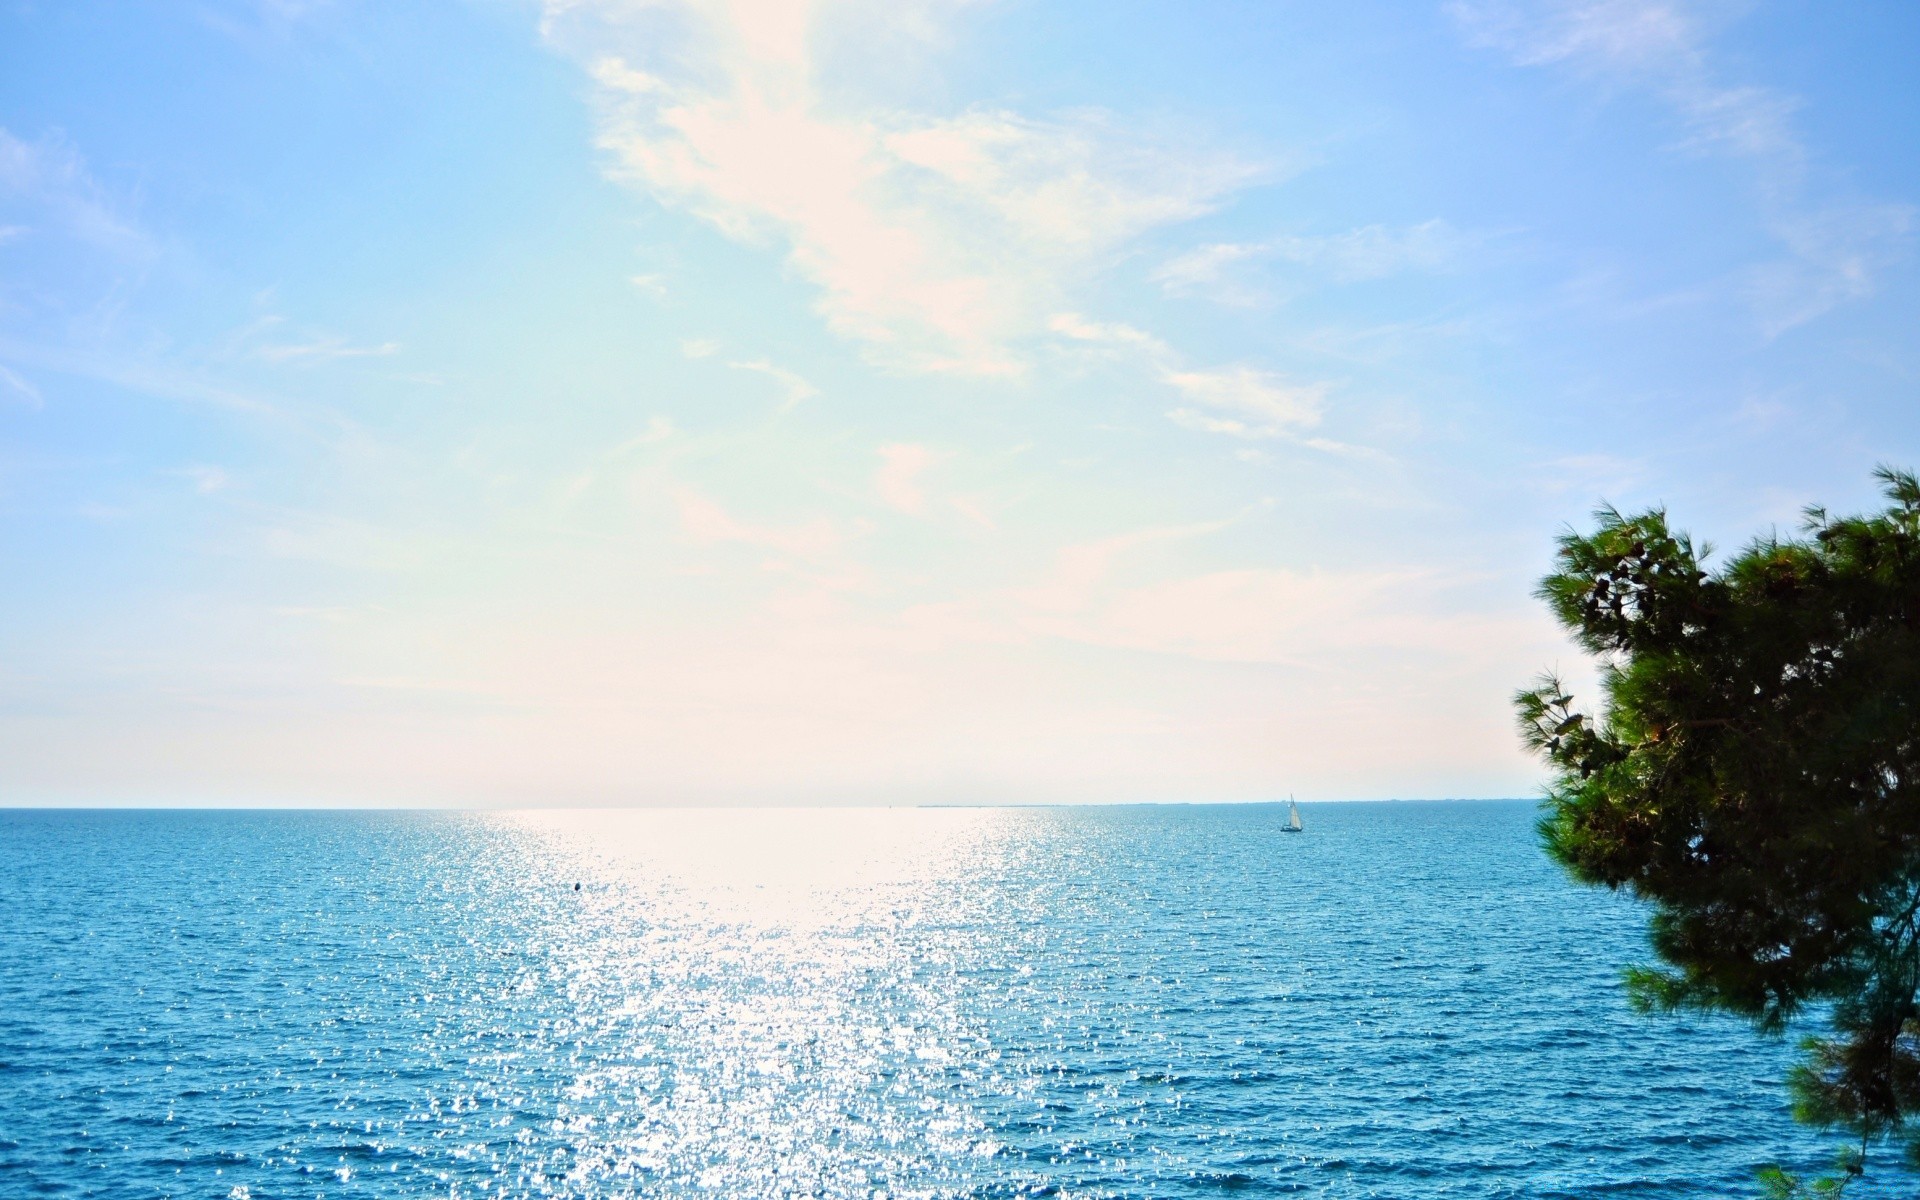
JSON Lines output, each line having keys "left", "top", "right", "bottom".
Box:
{"left": 0, "top": 0, "right": 1915, "bottom": 806}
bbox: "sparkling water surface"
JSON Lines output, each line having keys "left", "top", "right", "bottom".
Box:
{"left": 2, "top": 801, "right": 1909, "bottom": 1198}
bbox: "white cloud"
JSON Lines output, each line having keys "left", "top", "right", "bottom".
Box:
{"left": 1012, "top": 519, "right": 1234, "bottom": 617}
{"left": 1167, "top": 408, "right": 1258, "bottom": 438}
{"left": 728, "top": 359, "right": 819, "bottom": 411}
{"left": 1150, "top": 242, "right": 1271, "bottom": 302}
{"left": 551, "top": 2, "right": 1341, "bottom": 456}
{"left": 680, "top": 337, "right": 721, "bottom": 358}
{"left": 1046, "top": 311, "right": 1169, "bottom": 354}
{"left": 1050, "top": 310, "right": 1346, "bottom": 448}
{"left": 1164, "top": 406, "right": 1369, "bottom": 456}
{"left": 674, "top": 487, "right": 852, "bottom": 558}
{"left": 874, "top": 442, "right": 933, "bottom": 514}
{"left": 1064, "top": 566, "right": 1542, "bottom": 667}
{"left": 545, "top": 0, "right": 1256, "bottom": 375}
{"left": 927, "top": 517, "right": 1550, "bottom": 678}
{"left": 1162, "top": 367, "right": 1323, "bottom": 432}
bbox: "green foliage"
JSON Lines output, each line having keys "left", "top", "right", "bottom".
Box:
{"left": 1758, "top": 1145, "right": 1865, "bottom": 1199}
{"left": 1518, "top": 467, "right": 1920, "bottom": 1174}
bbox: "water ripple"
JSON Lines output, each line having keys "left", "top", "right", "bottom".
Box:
{"left": 1, "top": 802, "right": 1911, "bottom": 1197}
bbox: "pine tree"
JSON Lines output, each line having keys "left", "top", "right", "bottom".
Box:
{"left": 1518, "top": 467, "right": 1920, "bottom": 1179}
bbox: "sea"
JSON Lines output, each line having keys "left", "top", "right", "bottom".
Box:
{"left": 2, "top": 800, "right": 1911, "bottom": 1199}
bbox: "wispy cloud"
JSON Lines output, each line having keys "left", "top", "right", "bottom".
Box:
{"left": 0, "top": 363, "right": 44, "bottom": 409}
{"left": 1011, "top": 518, "right": 1235, "bottom": 617}
{"left": 0, "top": 339, "right": 281, "bottom": 421}
{"left": 0, "top": 126, "right": 152, "bottom": 260}
{"left": 545, "top": 0, "right": 1257, "bottom": 375}
{"left": 1535, "top": 451, "right": 1650, "bottom": 499}
{"left": 874, "top": 443, "right": 933, "bottom": 515}
{"left": 1450, "top": 1, "right": 1800, "bottom": 168}
{"left": 728, "top": 359, "right": 820, "bottom": 411}
{"left": 552, "top": 416, "right": 678, "bottom": 506}
{"left": 613, "top": 415, "right": 675, "bottom": 454}
{"left": 674, "top": 486, "right": 853, "bottom": 558}
{"left": 271, "top": 603, "right": 391, "bottom": 625}
{"left": 0, "top": 336, "right": 384, "bottom": 457}
{"left": 1451, "top": 0, "right": 1698, "bottom": 73}
{"left": 212, "top": 308, "right": 404, "bottom": 368}
{"left": 259, "top": 511, "right": 427, "bottom": 573}
{"left": 1751, "top": 204, "right": 1915, "bottom": 336}
{"left": 172, "top": 465, "right": 233, "bottom": 494}
{"left": 1163, "top": 367, "right": 1324, "bottom": 435}
{"left": 193, "top": 0, "right": 337, "bottom": 48}
{"left": 1449, "top": 0, "right": 1914, "bottom": 332}
{"left": 905, "top": 510, "right": 1539, "bottom": 676}
{"left": 1046, "top": 312, "right": 1169, "bottom": 355}
{"left": 1049, "top": 312, "right": 1358, "bottom": 450}
{"left": 257, "top": 336, "right": 402, "bottom": 364}
{"left": 1050, "top": 565, "right": 1542, "bottom": 668}
{"left": 1155, "top": 219, "right": 1478, "bottom": 303}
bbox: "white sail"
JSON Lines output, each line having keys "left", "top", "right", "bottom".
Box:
{"left": 1287, "top": 798, "right": 1303, "bottom": 831}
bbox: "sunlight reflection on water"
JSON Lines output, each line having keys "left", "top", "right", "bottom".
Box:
{"left": 5, "top": 803, "right": 1915, "bottom": 1198}
{"left": 496, "top": 808, "right": 1025, "bottom": 1195}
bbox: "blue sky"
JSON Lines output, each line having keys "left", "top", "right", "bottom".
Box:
{"left": 1, "top": 0, "right": 1915, "bottom": 805}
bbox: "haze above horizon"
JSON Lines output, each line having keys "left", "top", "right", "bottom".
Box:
{"left": 2, "top": 1, "right": 1915, "bottom": 806}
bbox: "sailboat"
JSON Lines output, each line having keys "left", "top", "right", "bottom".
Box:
{"left": 1283, "top": 795, "right": 1304, "bottom": 833}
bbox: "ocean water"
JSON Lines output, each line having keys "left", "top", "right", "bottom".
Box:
{"left": 1, "top": 802, "right": 1909, "bottom": 1199}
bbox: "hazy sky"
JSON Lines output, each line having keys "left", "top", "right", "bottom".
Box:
{"left": 1, "top": 1, "right": 1915, "bottom": 805}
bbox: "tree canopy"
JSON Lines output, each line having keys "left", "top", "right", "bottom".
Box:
{"left": 1518, "top": 467, "right": 1920, "bottom": 1171}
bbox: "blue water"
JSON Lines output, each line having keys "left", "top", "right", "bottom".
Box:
{"left": 1, "top": 802, "right": 1908, "bottom": 1198}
